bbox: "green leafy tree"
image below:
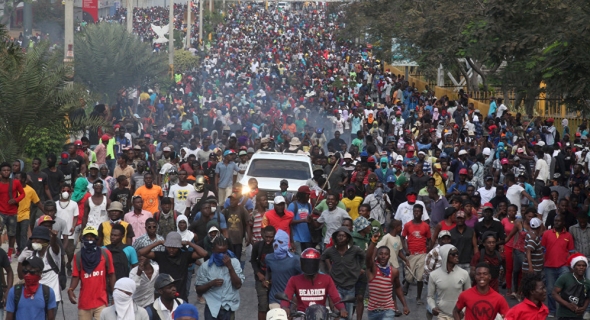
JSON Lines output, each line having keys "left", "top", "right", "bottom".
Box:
{"left": 74, "top": 23, "right": 168, "bottom": 102}
{"left": 174, "top": 49, "right": 200, "bottom": 73}
{"left": 0, "top": 24, "right": 107, "bottom": 161}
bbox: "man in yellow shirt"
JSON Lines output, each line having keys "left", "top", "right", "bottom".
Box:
{"left": 342, "top": 186, "right": 363, "bottom": 220}
{"left": 15, "top": 173, "right": 43, "bottom": 255}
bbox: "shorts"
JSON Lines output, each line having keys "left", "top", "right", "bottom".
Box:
{"left": 0, "top": 213, "right": 17, "bottom": 237}
{"left": 355, "top": 272, "right": 368, "bottom": 297}
{"left": 406, "top": 253, "right": 426, "bottom": 283}
{"left": 255, "top": 280, "right": 269, "bottom": 312}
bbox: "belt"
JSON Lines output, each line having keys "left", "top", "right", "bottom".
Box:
{"left": 411, "top": 251, "right": 426, "bottom": 255}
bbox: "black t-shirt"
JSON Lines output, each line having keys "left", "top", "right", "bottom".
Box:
{"left": 41, "top": 168, "right": 65, "bottom": 201}
{"left": 28, "top": 170, "right": 49, "bottom": 202}
{"left": 110, "top": 188, "right": 131, "bottom": 212}
{"left": 153, "top": 251, "right": 196, "bottom": 301}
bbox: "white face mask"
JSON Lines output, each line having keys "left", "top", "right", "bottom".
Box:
{"left": 210, "top": 206, "right": 217, "bottom": 212}
{"left": 32, "top": 243, "right": 43, "bottom": 251}
{"left": 61, "top": 192, "right": 70, "bottom": 199}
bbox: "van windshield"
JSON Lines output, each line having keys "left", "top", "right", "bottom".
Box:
{"left": 247, "top": 159, "right": 311, "bottom": 180}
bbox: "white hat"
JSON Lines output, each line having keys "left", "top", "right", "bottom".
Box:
{"left": 273, "top": 196, "right": 286, "bottom": 204}
{"left": 458, "top": 150, "right": 468, "bottom": 156}
{"left": 343, "top": 153, "right": 352, "bottom": 160}
{"left": 266, "top": 308, "right": 288, "bottom": 320}
{"left": 537, "top": 141, "right": 546, "bottom": 147}
{"left": 208, "top": 226, "right": 220, "bottom": 233}
{"left": 482, "top": 147, "right": 491, "bottom": 156}
{"left": 529, "top": 218, "right": 542, "bottom": 229}
{"left": 396, "top": 155, "right": 403, "bottom": 161}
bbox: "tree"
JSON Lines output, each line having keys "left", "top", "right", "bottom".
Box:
{"left": 174, "top": 50, "right": 199, "bottom": 73}
{"left": 0, "top": 24, "right": 107, "bottom": 160}
{"left": 74, "top": 23, "right": 168, "bottom": 102}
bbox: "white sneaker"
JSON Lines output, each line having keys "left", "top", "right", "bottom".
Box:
{"left": 583, "top": 311, "right": 590, "bottom": 320}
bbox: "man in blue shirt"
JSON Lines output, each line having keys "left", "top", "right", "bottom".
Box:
{"left": 288, "top": 186, "right": 314, "bottom": 254}
{"left": 447, "top": 168, "right": 473, "bottom": 197}
{"left": 215, "top": 150, "right": 244, "bottom": 208}
{"left": 196, "top": 236, "right": 245, "bottom": 320}
{"left": 488, "top": 97, "right": 497, "bottom": 117}
{"left": 6, "top": 256, "right": 57, "bottom": 320}
{"left": 265, "top": 230, "right": 302, "bottom": 306}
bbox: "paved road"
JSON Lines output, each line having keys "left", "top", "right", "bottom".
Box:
{"left": 5, "top": 244, "right": 519, "bottom": 320}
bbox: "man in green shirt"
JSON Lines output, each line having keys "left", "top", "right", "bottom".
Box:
{"left": 553, "top": 253, "right": 590, "bottom": 319}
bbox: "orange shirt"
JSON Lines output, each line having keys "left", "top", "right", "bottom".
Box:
{"left": 262, "top": 209, "right": 294, "bottom": 237}
{"left": 133, "top": 185, "right": 163, "bottom": 214}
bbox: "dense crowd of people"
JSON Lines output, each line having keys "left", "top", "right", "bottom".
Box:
{"left": 3, "top": 2, "right": 590, "bottom": 320}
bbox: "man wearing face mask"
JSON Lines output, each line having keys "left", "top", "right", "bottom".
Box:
{"left": 17, "top": 226, "right": 61, "bottom": 306}
{"left": 265, "top": 229, "right": 302, "bottom": 308}
{"left": 394, "top": 188, "right": 430, "bottom": 230}
{"left": 196, "top": 236, "right": 245, "bottom": 320}
{"left": 68, "top": 226, "right": 115, "bottom": 319}
{"left": 99, "top": 277, "right": 149, "bottom": 320}
{"left": 6, "top": 256, "right": 56, "bottom": 320}
{"left": 362, "top": 184, "right": 391, "bottom": 225}
{"left": 185, "top": 176, "right": 216, "bottom": 220}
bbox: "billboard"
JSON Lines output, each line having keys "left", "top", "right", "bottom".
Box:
{"left": 82, "top": 0, "right": 98, "bottom": 23}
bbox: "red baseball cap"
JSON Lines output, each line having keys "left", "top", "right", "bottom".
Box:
{"left": 298, "top": 186, "right": 311, "bottom": 194}
{"left": 459, "top": 168, "right": 468, "bottom": 175}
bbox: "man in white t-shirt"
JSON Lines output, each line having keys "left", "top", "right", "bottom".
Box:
{"left": 168, "top": 170, "right": 193, "bottom": 216}
{"left": 534, "top": 149, "right": 550, "bottom": 198}
{"left": 394, "top": 189, "right": 430, "bottom": 229}
{"left": 504, "top": 173, "right": 537, "bottom": 215}
{"left": 495, "top": 98, "right": 507, "bottom": 118}
{"left": 476, "top": 176, "right": 497, "bottom": 205}
{"left": 537, "top": 186, "right": 557, "bottom": 224}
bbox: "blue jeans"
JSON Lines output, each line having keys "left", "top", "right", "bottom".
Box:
{"left": 512, "top": 250, "right": 525, "bottom": 290}
{"left": 544, "top": 266, "right": 569, "bottom": 315}
{"left": 336, "top": 286, "right": 355, "bottom": 320}
{"left": 367, "top": 309, "right": 395, "bottom": 320}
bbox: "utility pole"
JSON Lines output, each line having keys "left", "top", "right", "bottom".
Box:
{"left": 23, "top": 2, "right": 32, "bottom": 48}
{"left": 198, "top": 0, "right": 203, "bottom": 49}
{"left": 64, "top": 0, "right": 74, "bottom": 61}
{"left": 209, "top": 0, "right": 212, "bottom": 12}
{"left": 127, "top": 0, "right": 133, "bottom": 33}
{"left": 169, "top": 0, "right": 174, "bottom": 78}
{"left": 186, "top": 0, "right": 191, "bottom": 49}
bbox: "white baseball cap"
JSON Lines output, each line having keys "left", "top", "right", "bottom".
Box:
{"left": 482, "top": 147, "right": 491, "bottom": 156}
{"left": 266, "top": 308, "right": 288, "bottom": 320}
{"left": 530, "top": 218, "right": 542, "bottom": 229}
{"left": 273, "top": 196, "right": 286, "bottom": 204}
{"left": 458, "top": 150, "right": 468, "bottom": 156}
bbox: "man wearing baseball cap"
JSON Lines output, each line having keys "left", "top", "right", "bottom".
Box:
{"left": 6, "top": 256, "right": 56, "bottom": 320}
{"left": 262, "top": 196, "right": 294, "bottom": 244}
{"left": 288, "top": 186, "right": 314, "bottom": 254}
{"left": 474, "top": 203, "right": 506, "bottom": 246}
{"left": 145, "top": 273, "right": 185, "bottom": 320}
{"left": 69, "top": 226, "right": 115, "bottom": 319}
{"left": 447, "top": 168, "right": 471, "bottom": 197}
{"left": 274, "top": 179, "right": 294, "bottom": 205}
{"left": 424, "top": 230, "right": 453, "bottom": 286}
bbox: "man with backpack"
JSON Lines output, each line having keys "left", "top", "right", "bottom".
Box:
{"left": 189, "top": 197, "right": 228, "bottom": 239}
{"left": 17, "top": 226, "right": 62, "bottom": 306}
{"left": 105, "top": 224, "right": 139, "bottom": 281}
{"left": 184, "top": 176, "right": 216, "bottom": 221}
{"left": 68, "top": 226, "right": 115, "bottom": 320}
{"left": 6, "top": 256, "right": 56, "bottom": 320}
{"left": 287, "top": 186, "right": 316, "bottom": 254}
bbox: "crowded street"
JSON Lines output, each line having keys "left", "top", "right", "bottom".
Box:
{"left": 0, "top": 1, "right": 588, "bottom": 320}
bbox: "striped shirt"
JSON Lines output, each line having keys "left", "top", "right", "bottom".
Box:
{"left": 569, "top": 224, "right": 590, "bottom": 258}
{"left": 368, "top": 265, "right": 396, "bottom": 311}
{"left": 523, "top": 233, "right": 544, "bottom": 272}
{"left": 251, "top": 209, "right": 264, "bottom": 242}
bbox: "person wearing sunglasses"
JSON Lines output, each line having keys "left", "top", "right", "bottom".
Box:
{"left": 427, "top": 244, "right": 471, "bottom": 320}
{"left": 6, "top": 255, "right": 57, "bottom": 320}
{"left": 132, "top": 218, "right": 164, "bottom": 253}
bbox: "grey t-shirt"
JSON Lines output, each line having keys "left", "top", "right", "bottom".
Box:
{"left": 317, "top": 208, "right": 351, "bottom": 244}
{"left": 36, "top": 216, "right": 68, "bottom": 240}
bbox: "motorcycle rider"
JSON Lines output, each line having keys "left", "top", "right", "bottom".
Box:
{"left": 281, "top": 248, "right": 349, "bottom": 318}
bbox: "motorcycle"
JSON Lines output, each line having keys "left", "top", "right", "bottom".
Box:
{"left": 274, "top": 292, "right": 356, "bottom": 320}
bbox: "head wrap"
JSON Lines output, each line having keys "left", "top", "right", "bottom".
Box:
{"left": 176, "top": 215, "right": 194, "bottom": 243}
{"left": 272, "top": 229, "right": 292, "bottom": 260}
{"left": 174, "top": 304, "right": 199, "bottom": 319}
{"left": 71, "top": 177, "right": 89, "bottom": 203}
{"left": 113, "top": 277, "right": 136, "bottom": 320}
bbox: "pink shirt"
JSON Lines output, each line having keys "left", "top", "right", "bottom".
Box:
{"left": 124, "top": 210, "right": 152, "bottom": 241}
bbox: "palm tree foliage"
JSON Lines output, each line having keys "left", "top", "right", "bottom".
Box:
{"left": 0, "top": 24, "right": 107, "bottom": 161}
{"left": 74, "top": 23, "right": 168, "bottom": 102}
